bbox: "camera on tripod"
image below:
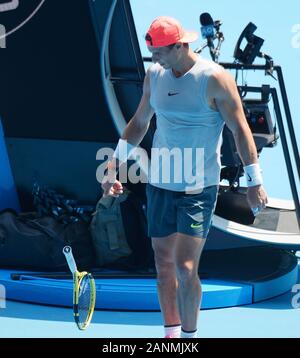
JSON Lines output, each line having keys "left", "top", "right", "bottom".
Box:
{"left": 233, "top": 22, "right": 264, "bottom": 65}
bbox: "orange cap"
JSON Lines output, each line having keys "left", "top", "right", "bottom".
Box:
{"left": 146, "top": 16, "right": 198, "bottom": 48}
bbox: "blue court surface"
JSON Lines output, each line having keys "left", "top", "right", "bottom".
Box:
{"left": 1, "top": 263, "right": 300, "bottom": 338}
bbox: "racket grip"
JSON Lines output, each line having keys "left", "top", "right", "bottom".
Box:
{"left": 63, "top": 246, "right": 77, "bottom": 274}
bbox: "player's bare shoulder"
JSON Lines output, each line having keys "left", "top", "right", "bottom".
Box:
{"left": 207, "top": 66, "right": 236, "bottom": 99}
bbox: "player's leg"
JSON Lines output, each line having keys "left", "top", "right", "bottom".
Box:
{"left": 175, "top": 185, "right": 219, "bottom": 336}
{"left": 175, "top": 233, "right": 206, "bottom": 333}
{"left": 146, "top": 184, "right": 181, "bottom": 336}
{"left": 152, "top": 233, "right": 181, "bottom": 327}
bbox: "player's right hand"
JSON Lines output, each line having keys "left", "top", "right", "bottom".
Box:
{"left": 101, "top": 179, "right": 123, "bottom": 198}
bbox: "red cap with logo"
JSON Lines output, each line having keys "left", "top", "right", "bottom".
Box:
{"left": 145, "top": 16, "right": 198, "bottom": 48}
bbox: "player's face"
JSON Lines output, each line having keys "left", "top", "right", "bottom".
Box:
{"left": 147, "top": 44, "right": 180, "bottom": 69}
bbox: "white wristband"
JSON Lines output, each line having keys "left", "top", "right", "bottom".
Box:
{"left": 244, "top": 163, "right": 263, "bottom": 187}
{"left": 112, "top": 139, "right": 136, "bottom": 163}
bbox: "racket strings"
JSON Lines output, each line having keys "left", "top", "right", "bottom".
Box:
{"left": 78, "top": 275, "right": 92, "bottom": 325}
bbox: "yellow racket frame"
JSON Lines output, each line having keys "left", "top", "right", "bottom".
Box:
{"left": 73, "top": 270, "right": 96, "bottom": 330}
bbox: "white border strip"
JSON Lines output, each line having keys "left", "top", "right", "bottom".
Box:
{"left": 212, "top": 213, "right": 300, "bottom": 246}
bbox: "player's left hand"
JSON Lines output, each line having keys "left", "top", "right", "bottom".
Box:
{"left": 247, "top": 185, "right": 268, "bottom": 216}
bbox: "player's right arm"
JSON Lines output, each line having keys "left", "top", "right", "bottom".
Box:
{"left": 101, "top": 69, "right": 154, "bottom": 197}
{"left": 122, "top": 68, "right": 154, "bottom": 146}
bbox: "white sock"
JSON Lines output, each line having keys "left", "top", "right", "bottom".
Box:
{"left": 180, "top": 329, "right": 198, "bottom": 339}
{"left": 164, "top": 324, "right": 181, "bottom": 338}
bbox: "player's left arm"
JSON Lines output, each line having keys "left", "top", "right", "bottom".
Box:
{"left": 207, "top": 69, "right": 268, "bottom": 211}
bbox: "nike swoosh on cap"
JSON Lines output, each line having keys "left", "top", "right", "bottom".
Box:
{"left": 168, "top": 92, "right": 180, "bottom": 96}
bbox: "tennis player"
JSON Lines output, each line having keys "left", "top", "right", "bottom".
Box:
{"left": 102, "top": 16, "right": 268, "bottom": 338}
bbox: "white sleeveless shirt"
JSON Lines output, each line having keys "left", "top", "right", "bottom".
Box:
{"left": 148, "top": 55, "right": 225, "bottom": 192}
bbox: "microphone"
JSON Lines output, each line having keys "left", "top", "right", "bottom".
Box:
{"left": 200, "top": 12, "right": 216, "bottom": 60}
{"left": 200, "top": 12, "right": 215, "bottom": 40}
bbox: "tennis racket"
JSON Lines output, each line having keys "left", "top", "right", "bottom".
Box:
{"left": 63, "top": 246, "right": 96, "bottom": 330}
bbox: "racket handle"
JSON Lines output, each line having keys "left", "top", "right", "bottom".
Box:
{"left": 63, "top": 246, "right": 77, "bottom": 274}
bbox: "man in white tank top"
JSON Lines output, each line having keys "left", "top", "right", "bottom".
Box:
{"left": 102, "top": 16, "right": 268, "bottom": 338}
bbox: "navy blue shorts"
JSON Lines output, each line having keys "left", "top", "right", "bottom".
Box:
{"left": 146, "top": 184, "right": 218, "bottom": 239}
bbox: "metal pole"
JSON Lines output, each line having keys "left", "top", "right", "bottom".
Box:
{"left": 271, "top": 88, "right": 300, "bottom": 229}
{"left": 275, "top": 66, "right": 300, "bottom": 182}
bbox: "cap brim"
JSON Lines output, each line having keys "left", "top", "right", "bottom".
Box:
{"left": 180, "top": 30, "right": 198, "bottom": 44}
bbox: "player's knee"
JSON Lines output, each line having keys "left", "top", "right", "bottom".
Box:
{"left": 176, "top": 261, "right": 198, "bottom": 283}
{"left": 152, "top": 242, "right": 175, "bottom": 272}
{"left": 155, "top": 259, "right": 176, "bottom": 279}
{"left": 154, "top": 253, "right": 176, "bottom": 282}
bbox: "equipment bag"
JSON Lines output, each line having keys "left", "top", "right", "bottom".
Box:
{"left": 90, "top": 189, "right": 154, "bottom": 270}
{"left": 90, "top": 192, "right": 131, "bottom": 267}
{"left": 0, "top": 210, "right": 95, "bottom": 270}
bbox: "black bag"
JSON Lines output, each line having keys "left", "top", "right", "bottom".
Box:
{"left": 0, "top": 210, "right": 96, "bottom": 270}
